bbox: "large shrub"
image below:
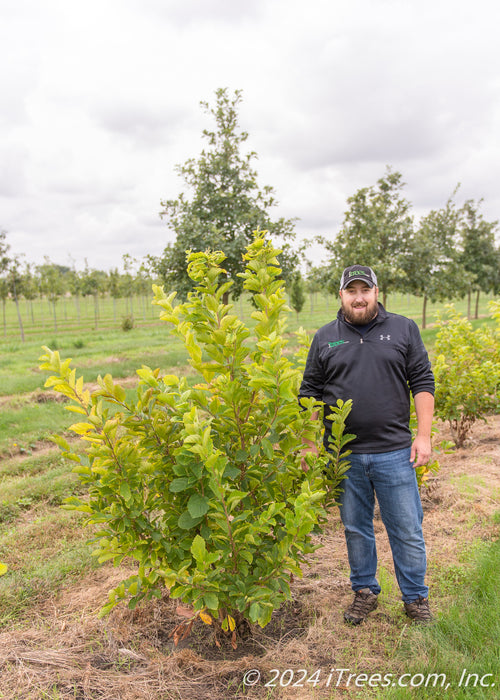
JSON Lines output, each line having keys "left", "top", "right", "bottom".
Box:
{"left": 433, "top": 303, "right": 500, "bottom": 446}
{"left": 39, "top": 232, "right": 353, "bottom": 641}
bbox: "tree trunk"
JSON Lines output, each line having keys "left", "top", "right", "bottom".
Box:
{"left": 467, "top": 289, "right": 471, "bottom": 319}
{"left": 474, "top": 289, "right": 480, "bottom": 319}
{"left": 93, "top": 295, "right": 99, "bottom": 330}
{"left": 14, "top": 297, "right": 25, "bottom": 342}
{"left": 2, "top": 299, "right": 6, "bottom": 337}
{"left": 422, "top": 295, "right": 428, "bottom": 330}
{"left": 52, "top": 302, "right": 57, "bottom": 333}
{"left": 75, "top": 294, "right": 80, "bottom": 323}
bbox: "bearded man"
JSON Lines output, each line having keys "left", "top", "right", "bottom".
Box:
{"left": 299, "top": 265, "right": 435, "bottom": 625}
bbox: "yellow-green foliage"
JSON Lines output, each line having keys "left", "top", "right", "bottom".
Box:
{"left": 39, "top": 232, "right": 354, "bottom": 631}
{"left": 433, "top": 303, "right": 500, "bottom": 446}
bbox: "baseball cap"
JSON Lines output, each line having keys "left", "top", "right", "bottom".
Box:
{"left": 339, "top": 265, "right": 378, "bottom": 290}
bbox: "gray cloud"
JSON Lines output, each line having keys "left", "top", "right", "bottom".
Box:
{"left": 2, "top": 0, "right": 500, "bottom": 271}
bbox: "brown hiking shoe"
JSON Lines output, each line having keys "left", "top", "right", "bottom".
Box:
{"left": 404, "top": 596, "right": 433, "bottom": 623}
{"left": 344, "top": 588, "right": 378, "bottom": 625}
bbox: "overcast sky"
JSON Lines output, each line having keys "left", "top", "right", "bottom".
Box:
{"left": 2, "top": 0, "right": 500, "bottom": 272}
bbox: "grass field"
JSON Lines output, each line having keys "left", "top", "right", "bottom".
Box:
{"left": 0, "top": 289, "right": 499, "bottom": 698}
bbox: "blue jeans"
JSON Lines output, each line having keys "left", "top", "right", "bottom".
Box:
{"left": 337, "top": 447, "right": 428, "bottom": 603}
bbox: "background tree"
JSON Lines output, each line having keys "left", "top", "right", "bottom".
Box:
{"left": 66, "top": 264, "right": 83, "bottom": 324}
{"left": 0, "top": 231, "right": 10, "bottom": 336}
{"left": 289, "top": 271, "right": 306, "bottom": 319}
{"left": 0, "top": 231, "right": 25, "bottom": 340}
{"left": 304, "top": 263, "right": 328, "bottom": 314}
{"left": 404, "top": 192, "right": 469, "bottom": 328}
{"left": 0, "top": 276, "right": 7, "bottom": 337}
{"left": 121, "top": 254, "right": 136, "bottom": 316}
{"left": 458, "top": 199, "right": 499, "bottom": 319}
{"left": 7, "top": 254, "right": 25, "bottom": 342}
{"left": 320, "top": 168, "right": 414, "bottom": 306}
{"left": 108, "top": 268, "right": 122, "bottom": 321}
{"left": 81, "top": 263, "right": 107, "bottom": 330}
{"left": 158, "top": 88, "right": 297, "bottom": 302}
{"left": 135, "top": 258, "right": 155, "bottom": 320}
{"left": 21, "top": 262, "right": 39, "bottom": 325}
{"left": 38, "top": 259, "right": 66, "bottom": 333}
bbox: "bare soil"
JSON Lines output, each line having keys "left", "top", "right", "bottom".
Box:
{"left": 1, "top": 416, "right": 499, "bottom": 699}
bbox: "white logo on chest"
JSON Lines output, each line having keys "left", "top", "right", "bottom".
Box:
{"left": 380, "top": 334, "right": 391, "bottom": 341}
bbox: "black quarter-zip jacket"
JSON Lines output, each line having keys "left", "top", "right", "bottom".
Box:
{"left": 299, "top": 303, "right": 435, "bottom": 453}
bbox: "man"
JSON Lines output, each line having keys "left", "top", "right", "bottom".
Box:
{"left": 299, "top": 265, "right": 435, "bottom": 625}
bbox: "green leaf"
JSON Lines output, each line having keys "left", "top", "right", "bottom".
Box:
{"left": 169, "top": 477, "right": 190, "bottom": 493}
{"left": 187, "top": 493, "right": 209, "bottom": 518}
{"left": 120, "top": 482, "right": 132, "bottom": 502}
{"left": 114, "top": 384, "right": 126, "bottom": 402}
{"left": 249, "top": 601, "right": 263, "bottom": 623}
{"left": 178, "top": 510, "right": 203, "bottom": 530}
{"left": 223, "top": 464, "right": 240, "bottom": 479}
{"left": 203, "top": 592, "right": 218, "bottom": 611}
{"left": 190, "top": 534, "right": 207, "bottom": 563}
{"left": 261, "top": 438, "right": 274, "bottom": 460}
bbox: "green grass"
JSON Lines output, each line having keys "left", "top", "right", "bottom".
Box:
{"left": 0, "top": 450, "right": 84, "bottom": 525}
{"left": 0, "top": 444, "right": 98, "bottom": 627}
{"left": 0, "top": 287, "right": 498, "bottom": 643}
{"left": 0, "top": 401, "right": 72, "bottom": 455}
{"left": 0, "top": 325, "right": 187, "bottom": 396}
{"left": 0, "top": 289, "right": 498, "bottom": 401}
{"left": 0, "top": 382, "right": 200, "bottom": 460}
{"left": 378, "top": 525, "right": 500, "bottom": 699}
{"left": 0, "top": 509, "right": 98, "bottom": 627}
{"left": 0, "top": 448, "right": 69, "bottom": 479}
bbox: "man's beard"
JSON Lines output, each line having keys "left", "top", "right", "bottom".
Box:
{"left": 341, "top": 298, "right": 379, "bottom": 325}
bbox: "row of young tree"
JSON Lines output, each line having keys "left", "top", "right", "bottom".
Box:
{"left": 0, "top": 234, "right": 163, "bottom": 340}
{"left": 2, "top": 88, "right": 499, "bottom": 340}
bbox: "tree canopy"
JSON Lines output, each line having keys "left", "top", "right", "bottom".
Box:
{"left": 319, "top": 170, "right": 499, "bottom": 325}
{"left": 157, "top": 88, "right": 297, "bottom": 300}
{"left": 319, "top": 168, "right": 414, "bottom": 305}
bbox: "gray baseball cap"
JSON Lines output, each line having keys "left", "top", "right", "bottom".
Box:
{"left": 339, "top": 265, "right": 378, "bottom": 290}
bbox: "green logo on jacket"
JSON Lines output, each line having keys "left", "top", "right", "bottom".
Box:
{"left": 328, "top": 340, "right": 349, "bottom": 348}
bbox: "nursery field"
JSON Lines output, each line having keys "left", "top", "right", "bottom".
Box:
{"left": 0, "top": 290, "right": 499, "bottom": 699}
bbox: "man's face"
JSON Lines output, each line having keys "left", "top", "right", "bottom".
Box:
{"left": 340, "top": 280, "right": 379, "bottom": 324}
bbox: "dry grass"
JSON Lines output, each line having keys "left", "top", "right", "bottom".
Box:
{"left": 1, "top": 416, "right": 499, "bottom": 699}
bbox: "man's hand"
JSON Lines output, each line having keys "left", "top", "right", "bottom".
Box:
{"left": 410, "top": 435, "right": 432, "bottom": 468}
